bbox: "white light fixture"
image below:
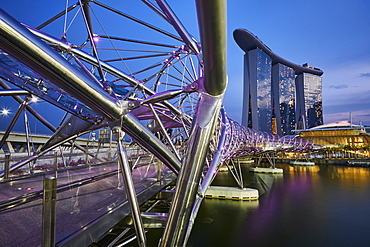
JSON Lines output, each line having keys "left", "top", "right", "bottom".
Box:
{"left": 1, "top": 108, "right": 10, "bottom": 115}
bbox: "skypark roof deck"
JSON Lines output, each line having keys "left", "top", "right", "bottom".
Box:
{"left": 233, "top": 28, "right": 323, "bottom": 76}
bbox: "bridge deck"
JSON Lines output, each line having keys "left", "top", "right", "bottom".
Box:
{"left": 0, "top": 162, "right": 175, "bottom": 246}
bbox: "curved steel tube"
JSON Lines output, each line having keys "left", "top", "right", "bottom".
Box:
{"left": 156, "top": 0, "right": 201, "bottom": 56}
{"left": 160, "top": 0, "right": 227, "bottom": 246}
{"left": 200, "top": 107, "right": 227, "bottom": 194}
{"left": 0, "top": 8, "right": 181, "bottom": 174}
{"left": 196, "top": 0, "right": 227, "bottom": 96}
{"left": 25, "top": 26, "right": 185, "bottom": 117}
{"left": 0, "top": 9, "right": 122, "bottom": 120}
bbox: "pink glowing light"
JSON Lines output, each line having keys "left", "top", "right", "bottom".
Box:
{"left": 92, "top": 35, "right": 100, "bottom": 43}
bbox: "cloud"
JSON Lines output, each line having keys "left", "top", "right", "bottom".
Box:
{"left": 328, "top": 84, "right": 348, "bottom": 89}
{"left": 324, "top": 109, "right": 370, "bottom": 126}
{"left": 323, "top": 88, "right": 370, "bottom": 126}
{"left": 358, "top": 73, "right": 370, "bottom": 78}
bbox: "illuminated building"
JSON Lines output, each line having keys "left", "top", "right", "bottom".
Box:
{"left": 297, "top": 121, "right": 370, "bottom": 147}
{"left": 242, "top": 47, "right": 272, "bottom": 132}
{"left": 234, "top": 29, "right": 324, "bottom": 134}
{"left": 272, "top": 63, "right": 296, "bottom": 135}
{"left": 295, "top": 66, "right": 323, "bottom": 129}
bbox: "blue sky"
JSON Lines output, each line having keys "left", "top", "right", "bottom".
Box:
{"left": 225, "top": 0, "right": 370, "bottom": 126}
{"left": 1, "top": 0, "right": 370, "bottom": 134}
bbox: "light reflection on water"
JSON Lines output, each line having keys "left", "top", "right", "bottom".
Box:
{"left": 187, "top": 163, "right": 370, "bottom": 247}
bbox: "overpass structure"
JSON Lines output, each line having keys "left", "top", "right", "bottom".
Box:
{"left": 0, "top": 131, "right": 99, "bottom": 153}
{"left": 0, "top": 1, "right": 316, "bottom": 246}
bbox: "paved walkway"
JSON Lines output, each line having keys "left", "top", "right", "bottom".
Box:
{"left": 0, "top": 162, "right": 173, "bottom": 247}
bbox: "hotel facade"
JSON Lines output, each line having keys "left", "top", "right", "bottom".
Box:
{"left": 234, "top": 29, "right": 324, "bottom": 135}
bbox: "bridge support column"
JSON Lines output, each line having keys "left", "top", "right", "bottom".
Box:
{"left": 159, "top": 0, "right": 227, "bottom": 245}
{"left": 160, "top": 93, "right": 224, "bottom": 247}
{"left": 4, "top": 153, "right": 10, "bottom": 179}
{"left": 157, "top": 159, "right": 162, "bottom": 182}
{"left": 53, "top": 151, "right": 58, "bottom": 172}
{"left": 42, "top": 175, "right": 57, "bottom": 247}
{"left": 112, "top": 126, "right": 147, "bottom": 247}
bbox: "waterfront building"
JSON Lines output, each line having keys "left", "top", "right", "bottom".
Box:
{"left": 234, "top": 29, "right": 324, "bottom": 135}
{"left": 296, "top": 121, "right": 370, "bottom": 147}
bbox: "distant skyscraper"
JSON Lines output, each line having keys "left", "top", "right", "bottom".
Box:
{"left": 272, "top": 64, "right": 296, "bottom": 135}
{"left": 242, "top": 48, "right": 272, "bottom": 132}
{"left": 296, "top": 70, "right": 323, "bottom": 129}
{"left": 234, "top": 28, "right": 324, "bottom": 134}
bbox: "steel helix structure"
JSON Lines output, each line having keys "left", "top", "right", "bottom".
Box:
{"left": 200, "top": 108, "right": 314, "bottom": 191}
{"left": 0, "top": 1, "right": 314, "bottom": 246}
{"left": 217, "top": 112, "right": 314, "bottom": 162}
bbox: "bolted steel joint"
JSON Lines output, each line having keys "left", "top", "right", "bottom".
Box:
{"left": 111, "top": 126, "right": 125, "bottom": 141}
{"left": 183, "top": 81, "right": 199, "bottom": 93}
{"left": 118, "top": 100, "right": 140, "bottom": 116}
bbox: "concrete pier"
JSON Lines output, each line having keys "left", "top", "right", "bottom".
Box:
{"left": 290, "top": 161, "right": 315, "bottom": 166}
{"left": 249, "top": 167, "right": 283, "bottom": 174}
{"left": 205, "top": 186, "right": 259, "bottom": 200}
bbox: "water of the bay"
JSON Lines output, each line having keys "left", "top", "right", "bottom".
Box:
{"left": 127, "top": 163, "right": 370, "bottom": 247}
{"left": 186, "top": 163, "right": 370, "bottom": 247}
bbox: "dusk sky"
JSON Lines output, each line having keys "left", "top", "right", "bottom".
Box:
{"left": 224, "top": 0, "right": 370, "bottom": 126}
{"left": 1, "top": 0, "right": 370, "bottom": 133}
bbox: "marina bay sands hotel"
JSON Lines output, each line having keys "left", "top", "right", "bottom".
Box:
{"left": 234, "top": 29, "right": 324, "bottom": 135}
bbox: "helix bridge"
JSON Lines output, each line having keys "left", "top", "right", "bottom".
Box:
{"left": 0, "top": 1, "right": 315, "bottom": 246}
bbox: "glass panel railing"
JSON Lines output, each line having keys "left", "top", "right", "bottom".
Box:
{"left": 0, "top": 146, "right": 174, "bottom": 246}
{"left": 0, "top": 50, "right": 98, "bottom": 120}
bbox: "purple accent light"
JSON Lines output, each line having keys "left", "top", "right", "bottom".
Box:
{"left": 92, "top": 35, "right": 100, "bottom": 43}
